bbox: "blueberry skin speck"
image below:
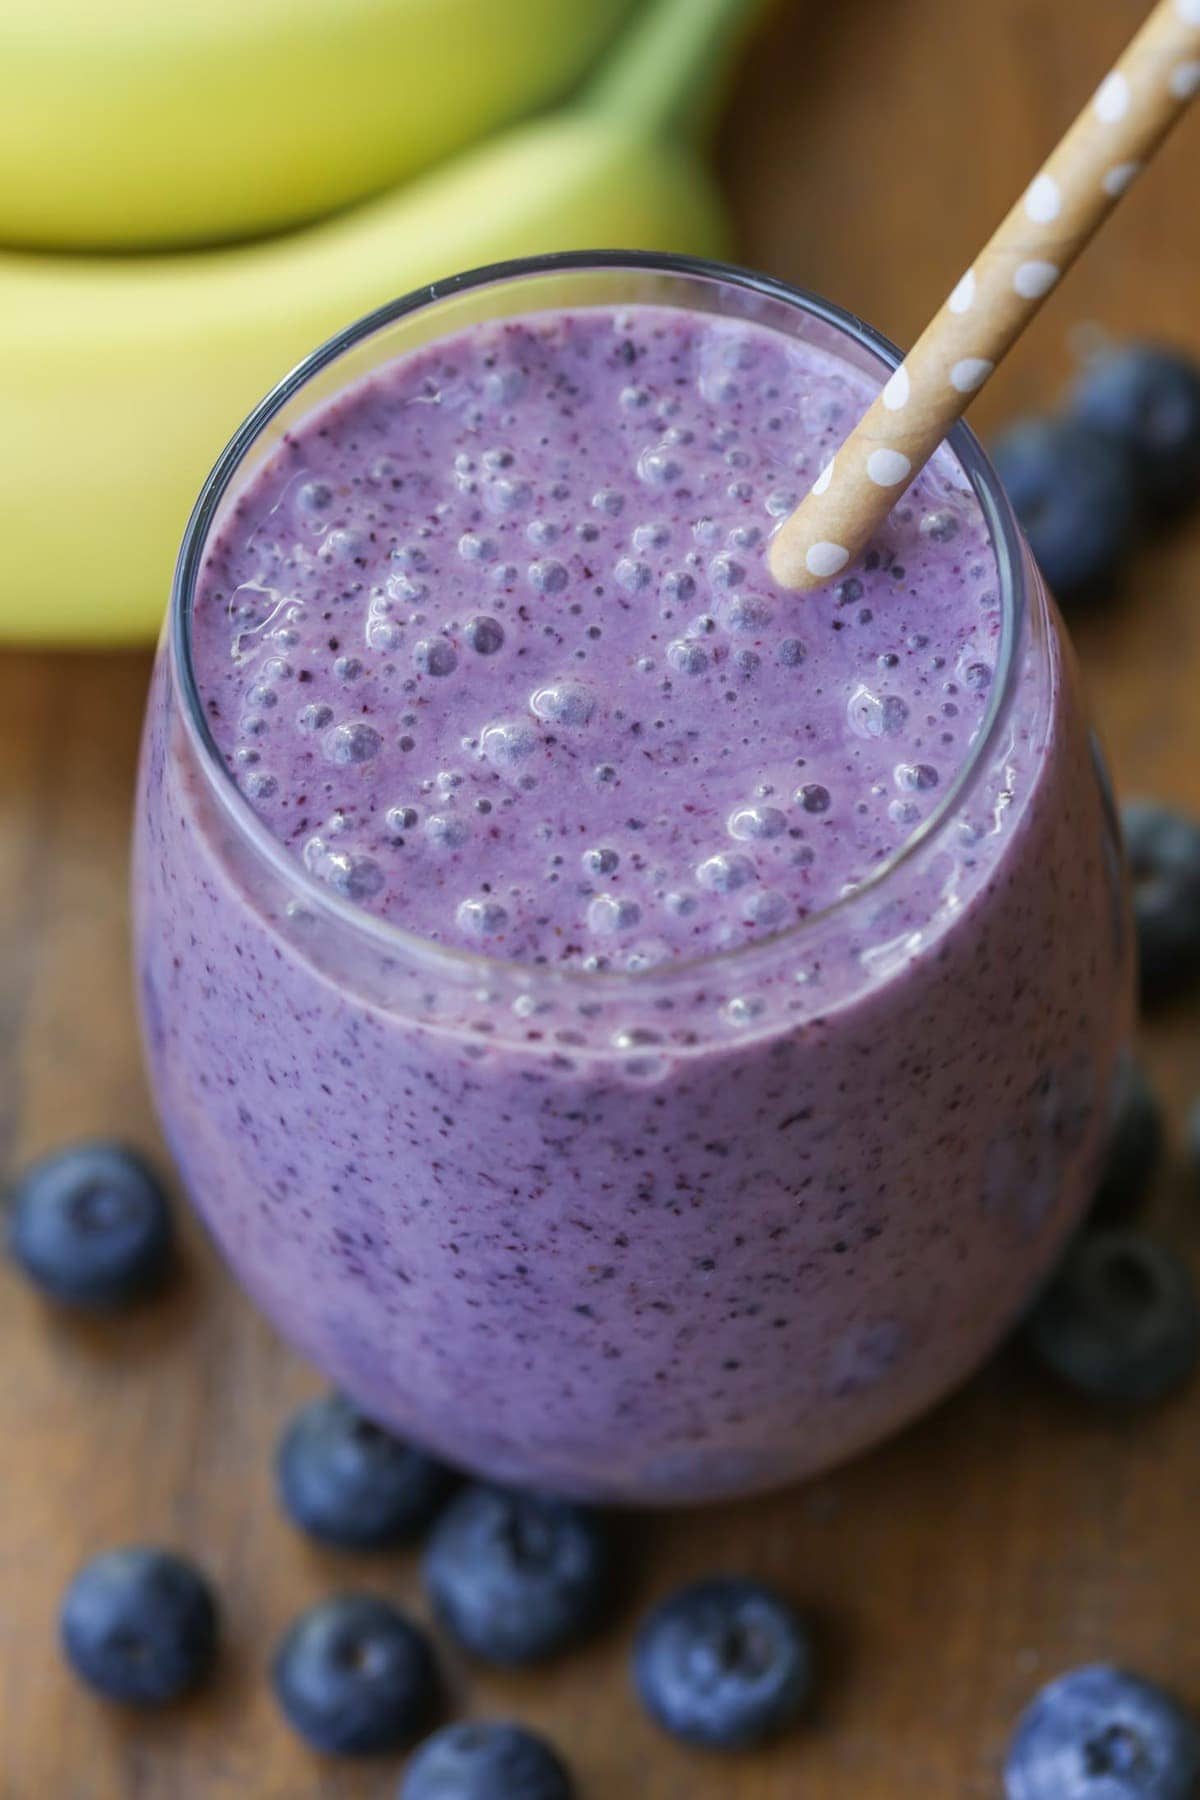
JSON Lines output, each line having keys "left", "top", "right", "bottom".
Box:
{"left": 272, "top": 1593, "right": 438, "bottom": 1756}
{"left": 1005, "top": 1664, "right": 1200, "bottom": 1798}
{"left": 276, "top": 1392, "right": 456, "bottom": 1550}
{"left": 1025, "top": 1230, "right": 1199, "bottom": 1405}
{"left": 1091, "top": 1059, "right": 1163, "bottom": 1222}
{"left": 6, "top": 1141, "right": 174, "bottom": 1308}
{"left": 60, "top": 1546, "right": 218, "bottom": 1706}
{"left": 400, "top": 1720, "right": 573, "bottom": 1800}
{"left": 1121, "top": 801, "right": 1200, "bottom": 1002}
{"left": 1069, "top": 343, "right": 1200, "bottom": 517}
{"left": 633, "top": 1576, "right": 813, "bottom": 1750}
{"left": 991, "top": 417, "right": 1137, "bottom": 604}
{"left": 423, "top": 1485, "right": 609, "bottom": 1666}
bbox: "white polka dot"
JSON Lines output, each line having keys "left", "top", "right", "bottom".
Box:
{"left": 1102, "top": 161, "right": 1141, "bottom": 197}
{"left": 812, "top": 457, "right": 836, "bottom": 496}
{"left": 1094, "top": 71, "right": 1129, "bottom": 122}
{"left": 1178, "top": 0, "right": 1200, "bottom": 24}
{"left": 948, "top": 268, "right": 977, "bottom": 315}
{"left": 1170, "top": 60, "right": 1200, "bottom": 99}
{"left": 866, "top": 448, "right": 912, "bottom": 487}
{"left": 950, "top": 357, "right": 995, "bottom": 393}
{"left": 1014, "top": 260, "right": 1060, "bottom": 299}
{"left": 806, "top": 541, "right": 850, "bottom": 579}
{"left": 1025, "top": 173, "right": 1061, "bottom": 223}
{"left": 882, "top": 366, "right": 910, "bottom": 410}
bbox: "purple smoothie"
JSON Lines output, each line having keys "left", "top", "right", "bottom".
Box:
{"left": 135, "top": 269, "right": 1132, "bottom": 1503}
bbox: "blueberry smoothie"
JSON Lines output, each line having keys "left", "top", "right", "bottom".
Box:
{"left": 134, "top": 260, "right": 1132, "bottom": 1503}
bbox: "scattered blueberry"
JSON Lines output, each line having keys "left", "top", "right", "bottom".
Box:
{"left": 271, "top": 1593, "right": 438, "bottom": 1756}
{"left": 1069, "top": 343, "right": 1200, "bottom": 517}
{"left": 276, "top": 1392, "right": 455, "bottom": 1550}
{"left": 1092, "top": 1058, "right": 1163, "bottom": 1222}
{"left": 6, "top": 1141, "right": 174, "bottom": 1308}
{"left": 1005, "top": 1663, "right": 1200, "bottom": 1799}
{"left": 1188, "top": 1097, "right": 1200, "bottom": 1186}
{"left": 1025, "top": 1229, "right": 1200, "bottom": 1404}
{"left": 1121, "top": 801, "right": 1200, "bottom": 1002}
{"left": 400, "top": 1720, "right": 573, "bottom": 1800}
{"left": 60, "top": 1546, "right": 217, "bottom": 1705}
{"left": 633, "top": 1576, "right": 813, "bottom": 1750}
{"left": 991, "top": 416, "right": 1137, "bottom": 602}
{"left": 423, "top": 1485, "right": 609, "bottom": 1666}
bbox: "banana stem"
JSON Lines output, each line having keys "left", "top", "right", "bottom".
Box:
{"left": 585, "top": 0, "right": 772, "bottom": 143}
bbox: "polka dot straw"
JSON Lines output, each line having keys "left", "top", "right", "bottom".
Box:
{"left": 767, "top": 0, "right": 1200, "bottom": 592}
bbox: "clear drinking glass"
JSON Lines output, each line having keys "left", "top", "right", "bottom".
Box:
{"left": 133, "top": 253, "right": 1133, "bottom": 1504}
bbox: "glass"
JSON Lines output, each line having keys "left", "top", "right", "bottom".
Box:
{"left": 133, "top": 253, "right": 1133, "bottom": 1504}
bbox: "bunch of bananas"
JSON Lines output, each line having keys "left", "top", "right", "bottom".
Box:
{"left": 0, "top": 0, "right": 767, "bottom": 643}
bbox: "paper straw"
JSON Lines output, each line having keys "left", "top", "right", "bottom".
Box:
{"left": 767, "top": 0, "right": 1200, "bottom": 592}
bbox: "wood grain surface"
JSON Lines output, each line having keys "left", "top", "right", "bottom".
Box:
{"left": 3, "top": 2, "right": 1200, "bottom": 1794}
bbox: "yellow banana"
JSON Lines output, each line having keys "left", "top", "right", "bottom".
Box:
{"left": 0, "top": 0, "right": 765, "bottom": 645}
{"left": 0, "top": 0, "right": 637, "bottom": 249}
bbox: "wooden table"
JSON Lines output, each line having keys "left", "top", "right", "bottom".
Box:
{"left": 3, "top": 2, "right": 1199, "bottom": 1793}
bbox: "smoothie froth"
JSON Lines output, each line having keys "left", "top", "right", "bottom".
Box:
{"left": 191, "top": 304, "right": 1000, "bottom": 969}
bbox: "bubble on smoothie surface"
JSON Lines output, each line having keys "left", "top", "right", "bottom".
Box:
{"left": 697, "top": 852, "right": 756, "bottom": 893}
{"left": 896, "top": 762, "right": 940, "bottom": 792}
{"left": 425, "top": 814, "right": 469, "bottom": 849}
{"left": 708, "top": 554, "right": 745, "bottom": 590}
{"left": 413, "top": 638, "right": 458, "bottom": 678}
{"left": 848, "top": 686, "right": 911, "bottom": 739}
{"left": 529, "top": 559, "right": 569, "bottom": 594}
{"left": 480, "top": 720, "right": 538, "bottom": 769}
{"left": 667, "top": 640, "right": 709, "bottom": 675}
{"left": 190, "top": 302, "right": 1003, "bottom": 964}
{"left": 466, "top": 616, "right": 505, "bottom": 655}
{"left": 720, "top": 592, "right": 775, "bottom": 634}
{"left": 322, "top": 721, "right": 382, "bottom": 765}
{"left": 588, "top": 894, "right": 642, "bottom": 934}
{"left": 661, "top": 569, "right": 696, "bottom": 604}
{"left": 614, "top": 557, "right": 652, "bottom": 594}
{"left": 297, "top": 702, "right": 334, "bottom": 733}
{"left": 303, "top": 836, "right": 385, "bottom": 902}
{"left": 530, "top": 681, "right": 596, "bottom": 729}
{"left": 728, "top": 805, "right": 787, "bottom": 841}
{"left": 456, "top": 896, "right": 509, "bottom": 937}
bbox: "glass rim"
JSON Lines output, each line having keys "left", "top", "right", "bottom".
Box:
{"left": 169, "top": 248, "right": 1032, "bottom": 991}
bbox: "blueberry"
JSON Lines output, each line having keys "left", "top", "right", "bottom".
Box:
{"left": 1189, "top": 1097, "right": 1200, "bottom": 1186}
{"left": 60, "top": 1547, "right": 218, "bottom": 1705}
{"left": 1121, "top": 801, "right": 1200, "bottom": 1001}
{"left": 400, "top": 1721, "right": 573, "bottom": 1800}
{"left": 1025, "top": 1229, "right": 1199, "bottom": 1404}
{"left": 633, "top": 1576, "right": 813, "bottom": 1750}
{"left": 991, "top": 417, "right": 1137, "bottom": 602}
{"left": 423, "top": 1485, "right": 608, "bottom": 1665}
{"left": 1069, "top": 343, "right": 1200, "bottom": 517}
{"left": 271, "top": 1594, "right": 438, "bottom": 1756}
{"left": 276, "top": 1392, "right": 455, "bottom": 1550}
{"left": 6, "top": 1141, "right": 174, "bottom": 1308}
{"left": 1005, "top": 1664, "right": 1200, "bottom": 1798}
{"left": 1092, "top": 1058, "right": 1163, "bottom": 1221}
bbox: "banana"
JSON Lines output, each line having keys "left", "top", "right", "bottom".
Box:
{"left": 0, "top": 0, "right": 765, "bottom": 645}
{"left": 0, "top": 0, "right": 637, "bottom": 249}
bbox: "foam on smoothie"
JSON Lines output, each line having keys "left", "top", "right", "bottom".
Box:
{"left": 192, "top": 304, "right": 1000, "bottom": 968}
